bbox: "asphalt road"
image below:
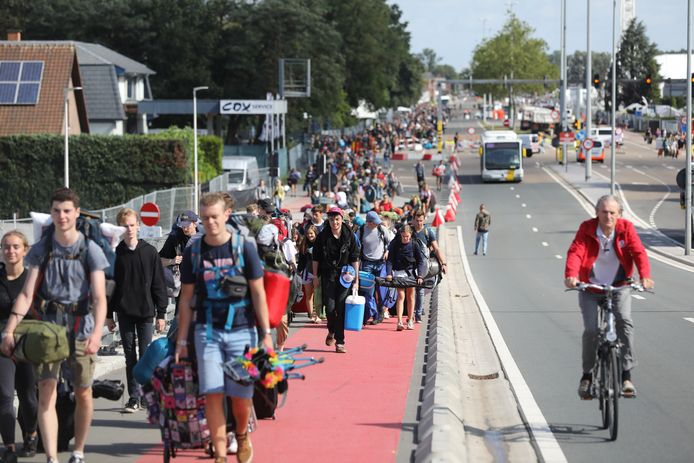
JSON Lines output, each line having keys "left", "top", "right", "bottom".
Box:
{"left": 449, "top": 110, "right": 694, "bottom": 462}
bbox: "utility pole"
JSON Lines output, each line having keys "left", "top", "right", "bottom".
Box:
{"left": 585, "top": 0, "right": 593, "bottom": 181}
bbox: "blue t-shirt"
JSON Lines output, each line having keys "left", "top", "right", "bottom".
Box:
{"left": 180, "top": 235, "right": 264, "bottom": 329}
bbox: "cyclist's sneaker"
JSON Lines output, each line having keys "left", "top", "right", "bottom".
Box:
{"left": 577, "top": 379, "right": 592, "bottom": 400}
{"left": 622, "top": 379, "right": 636, "bottom": 398}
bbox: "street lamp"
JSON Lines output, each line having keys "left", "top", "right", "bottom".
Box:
{"left": 585, "top": 0, "right": 592, "bottom": 181}
{"left": 610, "top": 0, "right": 618, "bottom": 195}
{"left": 64, "top": 86, "right": 82, "bottom": 188}
{"left": 193, "top": 86, "right": 209, "bottom": 214}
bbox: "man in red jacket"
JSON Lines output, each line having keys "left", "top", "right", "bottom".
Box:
{"left": 565, "top": 195, "right": 654, "bottom": 399}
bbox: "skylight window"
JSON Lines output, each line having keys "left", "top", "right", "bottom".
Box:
{"left": 0, "top": 61, "right": 44, "bottom": 105}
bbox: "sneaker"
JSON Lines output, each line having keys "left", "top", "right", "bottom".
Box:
{"left": 577, "top": 379, "right": 592, "bottom": 400}
{"left": 140, "top": 397, "right": 148, "bottom": 409}
{"left": 20, "top": 434, "right": 38, "bottom": 458}
{"left": 227, "top": 432, "right": 238, "bottom": 454}
{"left": 1, "top": 449, "right": 17, "bottom": 463}
{"left": 122, "top": 397, "right": 140, "bottom": 413}
{"left": 325, "top": 333, "right": 335, "bottom": 347}
{"left": 415, "top": 314, "right": 422, "bottom": 323}
{"left": 383, "top": 311, "right": 390, "bottom": 319}
{"left": 335, "top": 344, "right": 346, "bottom": 353}
{"left": 68, "top": 454, "right": 85, "bottom": 463}
{"left": 407, "top": 319, "right": 414, "bottom": 330}
{"left": 236, "top": 433, "right": 253, "bottom": 463}
{"left": 622, "top": 380, "right": 636, "bottom": 398}
{"left": 396, "top": 322, "right": 405, "bottom": 331}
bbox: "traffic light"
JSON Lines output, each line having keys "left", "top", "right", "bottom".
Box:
{"left": 644, "top": 74, "right": 652, "bottom": 87}
{"left": 593, "top": 73, "right": 600, "bottom": 89}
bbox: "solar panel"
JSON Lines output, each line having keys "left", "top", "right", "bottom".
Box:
{"left": 0, "top": 61, "right": 44, "bottom": 105}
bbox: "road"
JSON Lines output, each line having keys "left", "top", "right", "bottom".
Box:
{"left": 450, "top": 107, "right": 694, "bottom": 462}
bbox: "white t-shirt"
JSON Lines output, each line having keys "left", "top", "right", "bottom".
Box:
{"left": 589, "top": 228, "right": 620, "bottom": 285}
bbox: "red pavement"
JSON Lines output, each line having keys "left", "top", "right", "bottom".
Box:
{"left": 136, "top": 317, "right": 420, "bottom": 462}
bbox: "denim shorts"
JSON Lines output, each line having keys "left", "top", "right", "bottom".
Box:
{"left": 194, "top": 325, "right": 257, "bottom": 398}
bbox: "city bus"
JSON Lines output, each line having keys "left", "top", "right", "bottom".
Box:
{"left": 479, "top": 130, "right": 524, "bottom": 182}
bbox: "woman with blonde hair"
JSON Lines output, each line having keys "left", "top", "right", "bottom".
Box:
{"left": 0, "top": 231, "right": 39, "bottom": 460}
{"left": 273, "top": 178, "right": 286, "bottom": 210}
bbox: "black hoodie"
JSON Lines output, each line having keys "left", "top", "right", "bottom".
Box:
{"left": 108, "top": 239, "right": 168, "bottom": 320}
{"left": 312, "top": 222, "right": 359, "bottom": 280}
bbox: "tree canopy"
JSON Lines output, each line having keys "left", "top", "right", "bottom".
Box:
{"left": 0, "top": 0, "right": 424, "bottom": 135}
{"left": 616, "top": 18, "right": 660, "bottom": 105}
{"left": 469, "top": 14, "right": 559, "bottom": 98}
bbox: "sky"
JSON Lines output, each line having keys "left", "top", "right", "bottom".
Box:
{"left": 388, "top": 0, "right": 688, "bottom": 70}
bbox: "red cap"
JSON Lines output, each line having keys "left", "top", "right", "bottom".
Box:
{"left": 327, "top": 207, "right": 344, "bottom": 217}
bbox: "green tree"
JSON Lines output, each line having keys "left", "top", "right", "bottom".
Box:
{"left": 617, "top": 18, "right": 660, "bottom": 105}
{"left": 562, "top": 51, "right": 612, "bottom": 84}
{"left": 418, "top": 48, "right": 441, "bottom": 73}
{"left": 470, "top": 13, "right": 559, "bottom": 98}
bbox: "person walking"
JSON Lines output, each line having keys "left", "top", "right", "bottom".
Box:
{"left": 358, "top": 211, "right": 393, "bottom": 325}
{"left": 412, "top": 210, "right": 447, "bottom": 322}
{"left": 106, "top": 208, "right": 168, "bottom": 413}
{"left": 473, "top": 204, "right": 491, "bottom": 256}
{"left": 312, "top": 207, "right": 360, "bottom": 354}
{"left": 255, "top": 179, "right": 269, "bottom": 201}
{"left": 0, "top": 231, "right": 38, "bottom": 462}
{"left": 273, "top": 178, "right": 286, "bottom": 211}
{"left": 297, "top": 225, "right": 320, "bottom": 323}
{"left": 175, "top": 192, "right": 273, "bottom": 463}
{"left": 0, "top": 188, "right": 109, "bottom": 463}
{"left": 385, "top": 225, "right": 427, "bottom": 331}
{"left": 414, "top": 160, "right": 425, "bottom": 186}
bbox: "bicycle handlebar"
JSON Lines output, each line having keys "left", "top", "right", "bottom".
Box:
{"left": 565, "top": 282, "right": 652, "bottom": 294}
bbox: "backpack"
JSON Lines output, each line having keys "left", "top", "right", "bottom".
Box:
{"left": 364, "top": 185, "right": 376, "bottom": 203}
{"left": 414, "top": 227, "right": 435, "bottom": 259}
{"left": 190, "top": 231, "right": 250, "bottom": 339}
{"left": 34, "top": 213, "right": 117, "bottom": 316}
{"left": 358, "top": 224, "right": 389, "bottom": 261}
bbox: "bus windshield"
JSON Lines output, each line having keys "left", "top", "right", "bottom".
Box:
{"left": 484, "top": 142, "right": 521, "bottom": 170}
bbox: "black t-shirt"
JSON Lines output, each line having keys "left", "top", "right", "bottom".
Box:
{"left": 0, "top": 266, "right": 27, "bottom": 322}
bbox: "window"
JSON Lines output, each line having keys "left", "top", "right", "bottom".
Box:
{"left": 0, "top": 61, "right": 44, "bottom": 105}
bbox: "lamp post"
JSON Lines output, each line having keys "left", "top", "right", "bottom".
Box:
{"left": 609, "top": 0, "right": 618, "bottom": 195}
{"left": 686, "top": 0, "right": 692, "bottom": 254}
{"left": 193, "top": 86, "right": 208, "bottom": 214}
{"left": 585, "top": 0, "right": 592, "bottom": 181}
{"left": 63, "top": 86, "right": 82, "bottom": 188}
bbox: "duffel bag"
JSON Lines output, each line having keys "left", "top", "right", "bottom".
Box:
{"left": 1, "top": 320, "right": 69, "bottom": 364}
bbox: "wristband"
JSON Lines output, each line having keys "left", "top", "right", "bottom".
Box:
{"left": 177, "top": 340, "right": 188, "bottom": 346}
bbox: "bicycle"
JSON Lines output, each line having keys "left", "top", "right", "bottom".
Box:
{"left": 567, "top": 281, "right": 649, "bottom": 441}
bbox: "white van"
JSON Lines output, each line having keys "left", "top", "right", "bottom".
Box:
{"left": 221, "top": 156, "right": 259, "bottom": 191}
{"left": 518, "top": 133, "right": 540, "bottom": 157}
{"left": 590, "top": 126, "right": 623, "bottom": 148}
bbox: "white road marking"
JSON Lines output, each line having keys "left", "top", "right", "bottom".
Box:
{"left": 456, "top": 226, "right": 567, "bottom": 463}
{"left": 522, "top": 203, "right": 527, "bottom": 208}
{"left": 542, "top": 242, "right": 549, "bottom": 247}
{"left": 632, "top": 168, "right": 646, "bottom": 175}
{"left": 664, "top": 165, "right": 675, "bottom": 170}
{"left": 515, "top": 194, "right": 521, "bottom": 198}
{"left": 684, "top": 318, "right": 694, "bottom": 324}
{"left": 555, "top": 254, "right": 563, "bottom": 259}
{"left": 626, "top": 164, "right": 633, "bottom": 169}
{"left": 510, "top": 186, "right": 515, "bottom": 190}
{"left": 631, "top": 294, "right": 646, "bottom": 300}
{"left": 532, "top": 227, "right": 539, "bottom": 232}
{"left": 631, "top": 182, "right": 648, "bottom": 185}
{"left": 526, "top": 214, "right": 532, "bottom": 219}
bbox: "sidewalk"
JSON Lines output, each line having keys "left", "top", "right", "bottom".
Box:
{"left": 547, "top": 162, "right": 694, "bottom": 268}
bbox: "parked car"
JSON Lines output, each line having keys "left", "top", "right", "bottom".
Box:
{"left": 518, "top": 133, "right": 540, "bottom": 157}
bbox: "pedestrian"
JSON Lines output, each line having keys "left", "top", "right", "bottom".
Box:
{"left": 385, "top": 225, "right": 427, "bottom": 331}
{"left": 175, "top": 192, "right": 273, "bottom": 463}
{"left": 159, "top": 210, "right": 199, "bottom": 313}
{"left": 414, "top": 160, "right": 425, "bottom": 186}
{"left": 473, "top": 204, "right": 491, "bottom": 256}
{"left": 106, "top": 208, "right": 168, "bottom": 413}
{"left": 358, "top": 211, "right": 393, "bottom": 325}
{"left": 297, "top": 225, "right": 321, "bottom": 323}
{"left": 411, "top": 210, "right": 447, "bottom": 322}
{"left": 273, "top": 178, "right": 286, "bottom": 210}
{"left": 0, "top": 231, "right": 38, "bottom": 462}
{"left": 312, "top": 207, "right": 360, "bottom": 354}
{"left": 287, "top": 168, "right": 301, "bottom": 197}
{"left": 304, "top": 205, "right": 326, "bottom": 235}
{"left": 0, "top": 187, "right": 109, "bottom": 463}
{"left": 255, "top": 179, "right": 269, "bottom": 201}
{"left": 565, "top": 195, "right": 653, "bottom": 399}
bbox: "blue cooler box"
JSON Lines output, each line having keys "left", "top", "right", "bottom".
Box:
{"left": 344, "top": 294, "right": 366, "bottom": 331}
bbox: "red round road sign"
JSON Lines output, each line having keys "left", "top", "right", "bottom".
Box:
{"left": 503, "top": 119, "right": 510, "bottom": 128}
{"left": 467, "top": 127, "right": 476, "bottom": 135}
{"left": 680, "top": 115, "right": 688, "bottom": 125}
{"left": 140, "top": 202, "right": 160, "bottom": 227}
{"left": 551, "top": 110, "right": 560, "bottom": 121}
{"left": 582, "top": 138, "right": 595, "bottom": 151}
{"left": 615, "top": 128, "right": 623, "bottom": 135}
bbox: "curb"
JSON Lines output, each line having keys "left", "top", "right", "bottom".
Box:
{"left": 415, "top": 268, "right": 467, "bottom": 463}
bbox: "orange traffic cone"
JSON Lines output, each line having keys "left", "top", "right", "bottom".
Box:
{"left": 453, "top": 181, "right": 461, "bottom": 193}
{"left": 449, "top": 193, "right": 459, "bottom": 207}
{"left": 452, "top": 190, "right": 460, "bottom": 202}
{"left": 431, "top": 208, "right": 444, "bottom": 227}
{"left": 444, "top": 206, "right": 456, "bottom": 222}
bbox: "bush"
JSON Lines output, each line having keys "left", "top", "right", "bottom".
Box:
{"left": 148, "top": 127, "right": 223, "bottom": 183}
{"left": 0, "top": 135, "right": 187, "bottom": 217}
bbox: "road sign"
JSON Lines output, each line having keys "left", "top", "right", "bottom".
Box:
{"left": 140, "top": 202, "right": 160, "bottom": 227}
{"left": 551, "top": 110, "right": 560, "bottom": 121}
{"left": 582, "top": 138, "right": 595, "bottom": 151}
{"left": 680, "top": 115, "right": 688, "bottom": 125}
{"left": 559, "top": 131, "right": 575, "bottom": 143}
{"left": 615, "top": 128, "right": 623, "bottom": 135}
{"left": 467, "top": 127, "right": 476, "bottom": 135}
{"left": 503, "top": 119, "right": 510, "bottom": 128}
{"left": 575, "top": 130, "right": 586, "bottom": 141}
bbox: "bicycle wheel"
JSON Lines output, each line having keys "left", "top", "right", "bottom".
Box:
{"left": 607, "top": 347, "right": 620, "bottom": 441}
{"left": 598, "top": 352, "right": 609, "bottom": 430}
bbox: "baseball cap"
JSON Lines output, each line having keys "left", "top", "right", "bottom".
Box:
{"left": 177, "top": 210, "right": 199, "bottom": 228}
{"left": 258, "top": 198, "right": 275, "bottom": 214}
{"left": 327, "top": 206, "right": 344, "bottom": 217}
{"left": 366, "top": 211, "right": 382, "bottom": 225}
{"left": 339, "top": 264, "right": 356, "bottom": 288}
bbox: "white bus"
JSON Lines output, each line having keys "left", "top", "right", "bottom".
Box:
{"left": 479, "top": 130, "right": 524, "bottom": 182}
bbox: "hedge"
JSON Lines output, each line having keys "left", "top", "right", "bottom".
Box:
{"left": 147, "top": 127, "right": 223, "bottom": 183}
{"left": 0, "top": 135, "right": 187, "bottom": 217}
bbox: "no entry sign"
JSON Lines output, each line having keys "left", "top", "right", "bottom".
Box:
{"left": 140, "top": 202, "right": 161, "bottom": 226}
{"left": 582, "top": 138, "right": 595, "bottom": 151}
{"left": 467, "top": 127, "right": 476, "bottom": 135}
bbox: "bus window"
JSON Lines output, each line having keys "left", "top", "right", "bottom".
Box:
{"left": 484, "top": 142, "right": 521, "bottom": 170}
